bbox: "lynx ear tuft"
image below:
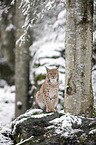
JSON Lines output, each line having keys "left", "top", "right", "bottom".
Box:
{"left": 45, "top": 66, "right": 49, "bottom": 72}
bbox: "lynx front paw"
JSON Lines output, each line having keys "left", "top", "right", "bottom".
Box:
{"left": 46, "top": 108, "right": 56, "bottom": 112}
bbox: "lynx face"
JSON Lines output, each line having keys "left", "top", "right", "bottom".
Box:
{"left": 46, "top": 67, "right": 59, "bottom": 84}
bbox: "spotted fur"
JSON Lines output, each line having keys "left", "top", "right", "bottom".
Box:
{"left": 36, "top": 67, "right": 59, "bottom": 112}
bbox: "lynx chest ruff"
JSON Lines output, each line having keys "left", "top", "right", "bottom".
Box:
{"left": 36, "top": 67, "right": 59, "bottom": 112}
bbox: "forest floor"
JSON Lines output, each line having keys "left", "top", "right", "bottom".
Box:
{"left": 0, "top": 85, "right": 15, "bottom": 144}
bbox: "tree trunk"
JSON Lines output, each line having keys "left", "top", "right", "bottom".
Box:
{"left": 93, "top": 0, "right": 96, "bottom": 31}
{"left": 0, "top": 1, "right": 15, "bottom": 70}
{"left": 64, "top": 0, "right": 94, "bottom": 117}
{"left": 15, "top": 1, "right": 30, "bottom": 118}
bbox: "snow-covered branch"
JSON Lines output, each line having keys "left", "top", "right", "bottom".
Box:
{"left": 11, "top": 0, "right": 65, "bottom": 45}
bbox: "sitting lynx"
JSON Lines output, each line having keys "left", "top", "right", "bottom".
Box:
{"left": 36, "top": 67, "right": 59, "bottom": 112}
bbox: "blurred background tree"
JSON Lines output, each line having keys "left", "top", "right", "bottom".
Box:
{"left": 15, "top": 0, "right": 30, "bottom": 118}
{"left": 0, "top": 0, "right": 15, "bottom": 84}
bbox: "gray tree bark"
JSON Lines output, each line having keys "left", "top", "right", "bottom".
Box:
{"left": 64, "top": 0, "right": 94, "bottom": 117}
{"left": 0, "top": 1, "right": 15, "bottom": 70}
{"left": 15, "top": 1, "right": 30, "bottom": 118}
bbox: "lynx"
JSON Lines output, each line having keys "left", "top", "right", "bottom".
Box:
{"left": 36, "top": 67, "right": 59, "bottom": 112}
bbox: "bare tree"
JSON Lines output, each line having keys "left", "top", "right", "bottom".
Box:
{"left": 0, "top": 0, "right": 15, "bottom": 70}
{"left": 15, "top": 1, "right": 30, "bottom": 118}
{"left": 64, "top": 0, "right": 94, "bottom": 117}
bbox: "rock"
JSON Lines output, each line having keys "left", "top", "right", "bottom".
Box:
{"left": 3, "top": 109, "right": 96, "bottom": 145}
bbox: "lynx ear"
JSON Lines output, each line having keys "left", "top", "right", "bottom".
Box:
{"left": 57, "top": 67, "right": 59, "bottom": 70}
{"left": 45, "top": 66, "right": 49, "bottom": 72}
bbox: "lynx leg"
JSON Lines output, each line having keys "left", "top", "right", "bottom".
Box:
{"left": 46, "top": 107, "right": 56, "bottom": 112}
{"left": 36, "top": 91, "right": 39, "bottom": 109}
{"left": 45, "top": 97, "right": 56, "bottom": 112}
{"left": 46, "top": 95, "right": 58, "bottom": 112}
{"left": 36, "top": 91, "right": 45, "bottom": 109}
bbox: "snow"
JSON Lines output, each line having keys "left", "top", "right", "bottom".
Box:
{"left": 93, "top": 31, "right": 96, "bottom": 43}
{"left": 39, "top": 57, "right": 65, "bottom": 66}
{"left": 89, "top": 129, "right": 96, "bottom": 134}
{"left": 6, "top": 24, "right": 16, "bottom": 32}
{"left": 45, "top": 1, "right": 55, "bottom": 11}
{"left": 49, "top": 112, "right": 82, "bottom": 137}
{"left": 53, "top": 19, "right": 66, "bottom": 29}
{"left": 50, "top": 112, "right": 82, "bottom": 126}
{"left": 0, "top": 86, "right": 15, "bottom": 126}
{"left": 11, "top": 0, "right": 15, "bottom": 5}
{"left": 16, "top": 136, "right": 34, "bottom": 145}
{"left": 58, "top": 9, "right": 66, "bottom": 19}
{"left": 92, "top": 70, "right": 96, "bottom": 108}
{"left": 0, "top": 85, "right": 15, "bottom": 144}
{"left": 11, "top": 109, "right": 53, "bottom": 134}
{"left": 17, "top": 101, "right": 22, "bottom": 106}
